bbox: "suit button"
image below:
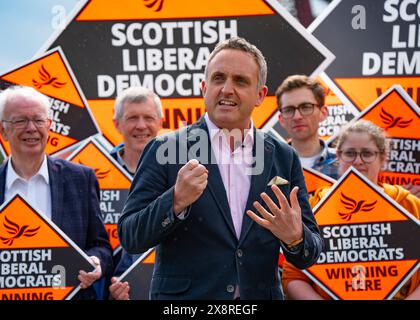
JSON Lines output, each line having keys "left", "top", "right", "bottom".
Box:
{"left": 304, "top": 249, "right": 309, "bottom": 257}
{"left": 226, "top": 285, "right": 235, "bottom": 293}
{"left": 237, "top": 249, "right": 243, "bottom": 258}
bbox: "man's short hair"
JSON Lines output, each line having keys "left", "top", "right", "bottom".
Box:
{"left": 114, "top": 86, "right": 163, "bottom": 120}
{"left": 204, "top": 36, "right": 268, "bottom": 89}
{"left": 275, "top": 75, "right": 325, "bottom": 110}
{"left": 0, "top": 85, "right": 51, "bottom": 121}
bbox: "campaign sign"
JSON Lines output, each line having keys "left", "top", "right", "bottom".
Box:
{"left": 277, "top": 167, "right": 336, "bottom": 270}
{"left": 0, "top": 194, "right": 94, "bottom": 300}
{"left": 118, "top": 248, "right": 155, "bottom": 300}
{"left": 303, "top": 166, "right": 336, "bottom": 196}
{"left": 40, "top": 0, "right": 333, "bottom": 146}
{"left": 0, "top": 47, "right": 100, "bottom": 157}
{"left": 304, "top": 168, "right": 420, "bottom": 300}
{"left": 310, "top": 0, "right": 420, "bottom": 111}
{"left": 351, "top": 85, "right": 420, "bottom": 188}
{"left": 67, "top": 138, "right": 132, "bottom": 254}
{"left": 317, "top": 74, "right": 359, "bottom": 143}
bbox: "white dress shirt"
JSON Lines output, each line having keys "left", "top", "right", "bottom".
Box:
{"left": 5, "top": 155, "right": 52, "bottom": 220}
{"left": 204, "top": 113, "right": 254, "bottom": 239}
{"left": 205, "top": 113, "right": 255, "bottom": 298}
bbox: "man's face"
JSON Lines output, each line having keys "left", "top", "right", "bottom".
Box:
{"left": 278, "top": 87, "right": 327, "bottom": 141}
{"left": 113, "top": 98, "right": 161, "bottom": 154}
{"left": 202, "top": 49, "right": 267, "bottom": 131}
{"left": 0, "top": 95, "right": 51, "bottom": 160}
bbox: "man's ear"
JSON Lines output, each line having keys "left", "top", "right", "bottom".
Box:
{"left": 319, "top": 105, "right": 329, "bottom": 122}
{"left": 201, "top": 80, "right": 207, "bottom": 97}
{"left": 113, "top": 119, "right": 121, "bottom": 134}
{"left": 0, "top": 123, "right": 9, "bottom": 141}
{"left": 278, "top": 113, "right": 285, "bottom": 127}
{"left": 46, "top": 118, "right": 52, "bottom": 130}
{"left": 255, "top": 86, "right": 268, "bottom": 107}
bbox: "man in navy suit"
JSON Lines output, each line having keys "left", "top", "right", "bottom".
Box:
{"left": 0, "top": 85, "right": 112, "bottom": 299}
{"left": 118, "top": 37, "right": 323, "bottom": 300}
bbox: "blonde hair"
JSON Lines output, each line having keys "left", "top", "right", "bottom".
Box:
{"left": 337, "top": 120, "right": 389, "bottom": 155}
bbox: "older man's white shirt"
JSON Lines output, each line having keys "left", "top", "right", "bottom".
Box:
{"left": 5, "top": 155, "right": 52, "bottom": 220}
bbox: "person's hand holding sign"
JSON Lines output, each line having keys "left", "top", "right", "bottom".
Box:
{"left": 78, "top": 256, "right": 102, "bottom": 289}
{"left": 109, "top": 277, "right": 130, "bottom": 300}
{"left": 247, "top": 185, "right": 303, "bottom": 248}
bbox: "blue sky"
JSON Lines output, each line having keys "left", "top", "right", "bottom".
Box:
{"left": 0, "top": 0, "right": 80, "bottom": 74}
{"left": 0, "top": 0, "right": 329, "bottom": 74}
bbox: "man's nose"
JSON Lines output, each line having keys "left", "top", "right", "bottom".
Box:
{"left": 292, "top": 108, "right": 304, "bottom": 120}
{"left": 25, "top": 119, "right": 37, "bottom": 131}
{"left": 221, "top": 79, "right": 234, "bottom": 95}
{"left": 135, "top": 118, "right": 147, "bottom": 129}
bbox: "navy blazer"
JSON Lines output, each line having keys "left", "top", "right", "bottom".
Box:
{"left": 118, "top": 118, "right": 323, "bottom": 300}
{"left": 0, "top": 156, "right": 113, "bottom": 299}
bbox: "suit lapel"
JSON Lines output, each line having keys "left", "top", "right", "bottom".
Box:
{"left": 187, "top": 118, "right": 237, "bottom": 239}
{"left": 48, "top": 156, "right": 64, "bottom": 228}
{"left": 206, "top": 162, "right": 237, "bottom": 238}
{"left": 239, "top": 130, "right": 274, "bottom": 245}
{"left": 0, "top": 161, "right": 8, "bottom": 204}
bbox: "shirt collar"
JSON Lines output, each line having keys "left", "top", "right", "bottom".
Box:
{"left": 318, "top": 139, "right": 330, "bottom": 161}
{"left": 116, "top": 146, "right": 126, "bottom": 166}
{"left": 6, "top": 155, "right": 49, "bottom": 188}
{"left": 204, "top": 113, "right": 254, "bottom": 148}
{"left": 287, "top": 139, "right": 331, "bottom": 161}
{"left": 116, "top": 146, "right": 135, "bottom": 175}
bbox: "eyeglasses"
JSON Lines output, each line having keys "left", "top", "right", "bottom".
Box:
{"left": 280, "top": 102, "right": 320, "bottom": 119}
{"left": 338, "top": 149, "right": 380, "bottom": 164}
{"left": 2, "top": 118, "right": 50, "bottom": 129}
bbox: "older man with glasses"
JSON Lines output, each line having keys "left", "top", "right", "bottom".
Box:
{"left": 0, "top": 85, "right": 113, "bottom": 299}
{"left": 276, "top": 74, "right": 339, "bottom": 180}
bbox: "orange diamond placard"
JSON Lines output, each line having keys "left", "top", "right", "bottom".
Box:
{"left": 66, "top": 138, "right": 132, "bottom": 253}
{"left": 311, "top": 0, "right": 420, "bottom": 111}
{"left": 119, "top": 248, "right": 155, "bottom": 300}
{"left": 0, "top": 47, "right": 100, "bottom": 156}
{"left": 304, "top": 168, "right": 420, "bottom": 300}
{"left": 317, "top": 75, "right": 358, "bottom": 142}
{"left": 303, "top": 166, "right": 336, "bottom": 196}
{"left": 41, "top": 0, "right": 333, "bottom": 147}
{"left": 0, "top": 195, "right": 94, "bottom": 300}
{"left": 353, "top": 85, "right": 420, "bottom": 188}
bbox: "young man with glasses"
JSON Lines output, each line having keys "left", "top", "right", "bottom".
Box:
{"left": 275, "top": 75, "right": 339, "bottom": 179}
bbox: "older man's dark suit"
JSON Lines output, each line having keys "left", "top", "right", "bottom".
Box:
{"left": 0, "top": 156, "right": 113, "bottom": 299}
{"left": 118, "top": 117, "right": 323, "bottom": 300}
